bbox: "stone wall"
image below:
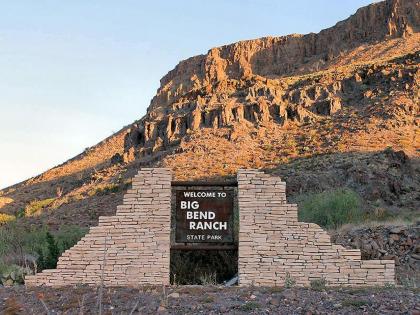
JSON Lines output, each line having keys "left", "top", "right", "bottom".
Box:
{"left": 237, "top": 169, "right": 395, "bottom": 287}
{"left": 26, "top": 167, "right": 395, "bottom": 287}
{"left": 25, "top": 168, "right": 172, "bottom": 287}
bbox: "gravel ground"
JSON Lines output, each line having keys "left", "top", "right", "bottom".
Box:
{"left": 0, "top": 285, "right": 419, "bottom": 314}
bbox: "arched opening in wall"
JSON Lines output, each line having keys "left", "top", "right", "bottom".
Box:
{"left": 170, "top": 181, "right": 239, "bottom": 285}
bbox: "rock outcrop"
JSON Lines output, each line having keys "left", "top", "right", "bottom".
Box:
{"left": 150, "top": 0, "right": 419, "bottom": 112}
{"left": 332, "top": 224, "right": 420, "bottom": 286}
{"left": 123, "top": 50, "right": 419, "bottom": 162}
{"left": 121, "top": 0, "right": 419, "bottom": 162}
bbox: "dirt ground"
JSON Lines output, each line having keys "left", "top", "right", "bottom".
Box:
{"left": 0, "top": 285, "right": 419, "bottom": 314}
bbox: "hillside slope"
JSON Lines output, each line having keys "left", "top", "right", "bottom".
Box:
{"left": 0, "top": 0, "right": 419, "bottom": 229}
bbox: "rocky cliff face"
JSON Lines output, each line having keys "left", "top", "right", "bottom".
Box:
{"left": 151, "top": 0, "right": 418, "bottom": 111}
{"left": 122, "top": 0, "right": 419, "bottom": 163}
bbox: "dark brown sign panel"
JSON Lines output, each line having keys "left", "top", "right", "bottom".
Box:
{"left": 175, "top": 190, "right": 234, "bottom": 243}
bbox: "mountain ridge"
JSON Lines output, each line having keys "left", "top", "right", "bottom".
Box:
{"left": 149, "top": 0, "right": 419, "bottom": 112}
{"left": 0, "top": 0, "right": 418, "bottom": 230}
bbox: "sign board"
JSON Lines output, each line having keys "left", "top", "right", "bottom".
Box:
{"left": 175, "top": 190, "right": 234, "bottom": 243}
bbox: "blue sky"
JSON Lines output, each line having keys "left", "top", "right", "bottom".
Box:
{"left": 0, "top": 0, "right": 374, "bottom": 189}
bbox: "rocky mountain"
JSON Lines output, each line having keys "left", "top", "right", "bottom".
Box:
{"left": 125, "top": 0, "right": 419, "bottom": 162}
{"left": 0, "top": 0, "right": 419, "bottom": 230}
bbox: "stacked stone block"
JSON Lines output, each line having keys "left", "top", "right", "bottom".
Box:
{"left": 237, "top": 169, "right": 395, "bottom": 287}
{"left": 26, "top": 167, "right": 395, "bottom": 288}
{"left": 25, "top": 168, "right": 172, "bottom": 287}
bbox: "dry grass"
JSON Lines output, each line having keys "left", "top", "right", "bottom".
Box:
{"left": 0, "top": 197, "right": 13, "bottom": 209}
{"left": 0, "top": 213, "right": 15, "bottom": 224}
{"left": 24, "top": 198, "right": 56, "bottom": 217}
{"left": 335, "top": 218, "right": 418, "bottom": 234}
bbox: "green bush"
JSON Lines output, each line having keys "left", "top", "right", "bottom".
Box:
{"left": 0, "top": 264, "right": 32, "bottom": 285}
{"left": 0, "top": 223, "right": 43, "bottom": 270}
{"left": 239, "top": 301, "right": 261, "bottom": 311}
{"left": 54, "top": 225, "right": 88, "bottom": 253}
{"left": 24, "top": 198, "right": 55, "bottom": 216}
{"left": 199, "top": 272, "right": 217, "bottom": 285}
{"left": 310, "top": 278, "right": 327, "bottom": 291}
{"left": 15, "top": 208, "right": 25, "bottom": 218}
{"left": 44, "top": 232, "right": 59, "bottom": 269}
{"left": 298, "top": 189, "right": 363, "bottom": 229}
{"left": 0, "top": 223, "right": 87, "bottom": 276}
{"left": 284, "top": 272, "right": 296, "bottom": 288}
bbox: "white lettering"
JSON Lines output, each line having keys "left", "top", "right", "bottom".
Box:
{"left": 183, "top": 191, "right": 216, "bottom": 198}
{"left": 180, "top": 201, "right": 199, "bottom": 210}
{"left": 186, "top": 211, "right": 216, "bottom": 220}
{"left": 187, "top": 234, "right": 205, "bottom": 240}
{"left": 216, "top": 222, "right": 227, "bottom": 230}
{"left": 207, "top": 235, "right": 222, "bottom": 240}
{"left": 188, "top": 221, "right": 228, "bottom": 230}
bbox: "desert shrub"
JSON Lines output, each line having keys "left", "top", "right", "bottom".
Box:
{"left": 24, "top": 198, "right": 55, "bottom": 216}
{"left": 200, "top": 295, "right": 215, "bottom": 303}
{"left": 199, "top": 272, "right": 217, "bottom": 285}
{"left": 43, "top": 232, "right": 59, "bottom": 269}
{"left": 54, "top": 225, "right": 87, "bottom": 253}
{"left": 310, "top": 278, "right": 327, "bottom": 291}
{"left": 0, "top": 223, "right": 87, "bottom": 275}
{"left": 0, "top": 223, "right": 46, "bottom": 271}
{"left": 366, "top": 207, "right": 393, "bottom": 221}
{"left": 95, "top": 183, "right": 120, "bottom": 195}
{"left": 239, "top": 301, "right": 261, "bottom": 311}
{"left": 384, "top": 282, "right": 395, "bottom": 289}
{"left": 0, "top": 196, "right": 13, "bottom": 208}
{"left": 0, "top": 264, "right": 32, "bottom": 285}
{"left": 298, "top": 189, "right": 363, "bottom": 229}
{"left": 15, "top": 208, "right": 25, "bottom": 218}
{"left": 284, "top": 272, "right": 296, "bottom": 288}
{"left": 400, "top": 276, "right": 417, "bottom": 289}
{"left": 262, "top": 144, "right": 275, "bottom": 151}
{"left": 0, "top": 213, "right": 15, "bottom": 224}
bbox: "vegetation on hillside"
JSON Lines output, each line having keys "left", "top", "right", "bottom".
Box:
{"left": 298, "top": 189, "right": 363, "bottom": 229}
{"left": 0, "top": 223, "right": 87, "bottom": 285}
